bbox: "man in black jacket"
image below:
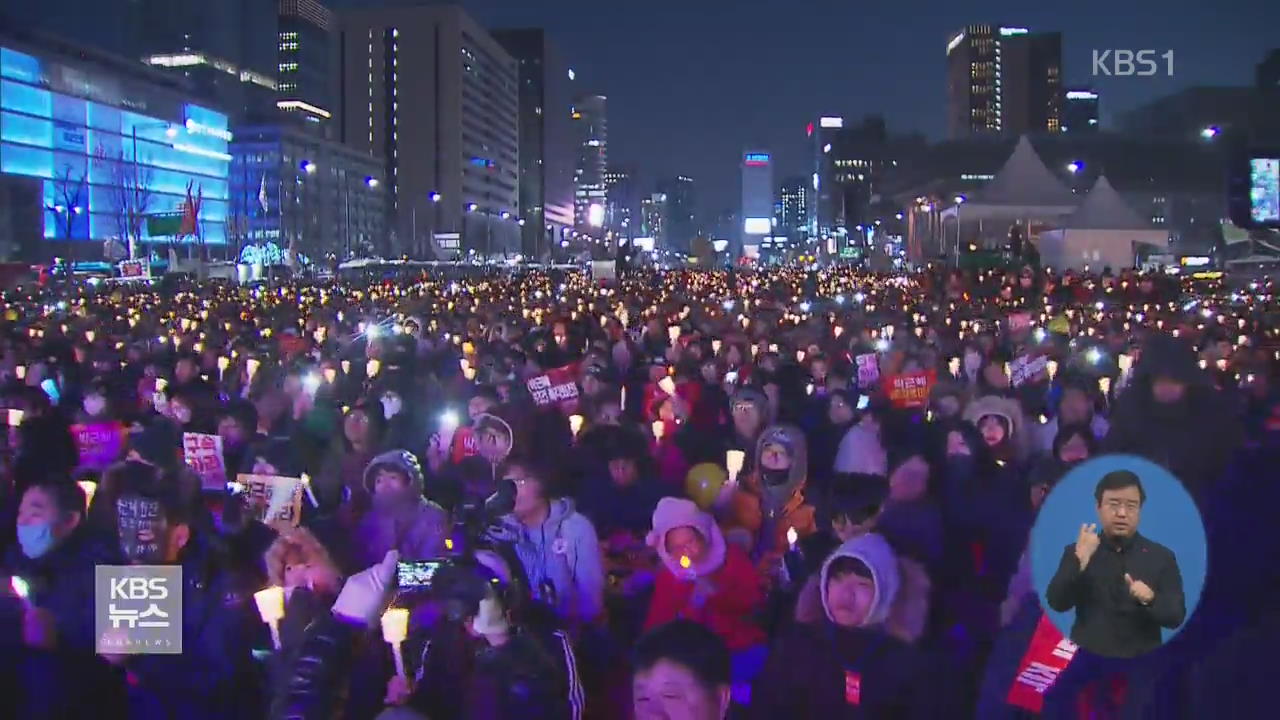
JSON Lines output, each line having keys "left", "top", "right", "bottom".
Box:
{"left": 1046, "top": 470, "right": 1186, "bottom": 658}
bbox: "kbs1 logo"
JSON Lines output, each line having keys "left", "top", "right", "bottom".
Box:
{"left": 1092, "top": 50, "right": 1174, "bottom": 77}
{"left": 95, "top": 565, "right": 183, "bottom": 654}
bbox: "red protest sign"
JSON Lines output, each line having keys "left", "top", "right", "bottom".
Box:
{"left": 1006, "top": 614, "right": 1078, "bottom": 712}
{"left": 183, "top": 432, "right": 227, "bottom": 490}
{"left": 72, "top": 422, "right": 125, "bottom": 471}
{"left": 883, "top": 370, "right": 936, "bottom": 409}
{"left": 526, "top": 364, "right": 580, "bottom": 413}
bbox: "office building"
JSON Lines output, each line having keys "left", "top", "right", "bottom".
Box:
{"left": 776, "top": 176, "right": 809, "bottom": 241}
{"left": 740, "top": 150, "right": 773, "bottom": 255}
{"left": 572, "top": 94, "right": 607, "bottom": 230}
{"left": 603, "top": 166, "right": 635, "bottom": 233}
{"left": 656, "top": 175, "right": 696, "bottom": 253}
{"left": 492, "top": 29, "right": 575, "bottom": 259}
{"left": 339, "top": 4, "right": 520, "bottom": 258}
{"left": 810, "top": 115, "right": 845, "bottom": 237}
{"left": 946, "top": 25, "right": 1062, "bottom": 138}
{"left": 1062, "top": 88, "right": 1100, "bottom": 133}
{"left": 640, "top": 192, "right": 666, "bottom": 248}
{"left": 831, "top": 117, "right": 889, "bottom": 241}
{"left": 278, "top": 0, "right": 339, "bottom": 133}
{"left": 0, "top": 30, "right": 231, "bottom": 262}
{"left": 229, "top": 125, "right": 385, "bottom": 261}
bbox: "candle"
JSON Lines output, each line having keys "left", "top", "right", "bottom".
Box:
{"left": 299, "top": 474, "right": 319, "bottom": 508}
{"left": 323, "top": 368, "right": 337, "bottom": 384}
{"left": 668, "top": 326, "right": 681, "bottom": 344}
{"left": 712, "top": 340, "right": 722, "bottom": 354}
{"left": 78, "top": 480, "right": 97, "bottom": 509}
{"left": 949, "top": 358, "right": 961, "bottom": 377}
{"left": 620, "top": 386, "right": 627, "bottom": 411}
{"left": 786, "top": 526, "right": 798, "bottom": 551}
{"left": 725, "top": 450, "right": 745, "bottom": 485}
{"left": 1046, "top": 360, "right": 1058, "bottom": 381}
{"left": 253, "top": 586, "right": 286, "bottom": 650}
{"left": 367, "top": 359, "right": 381, "bottom": 377}
{"left": 15, "top": 365, "right": 25, "bottom": 380}
{"left": 8, "top": 409, "right": 24, "bottom": 427}
{"left": 1117, "top": 354, "right": 1132, "bottom": 373}
{"left": 796, "top": 350, "right": 806, "bottom": 363}
{"left": 652, "top": 420, "right": 666, "bottom": 440}
{"left": 1099, "top": 377, "right": 1112, "bottom": 396}
{"left": 381, "top": 608, "right": 410, "bottom": 678}
{"left": 155, "top": 378, "right": 168, "bottom": 393}
{"left": 11, "top": 576, "right": 30, "bottom": 605}
{"left": 569, "top": 414, "right": 584, "bottom": 438}
{"left": 246, "top": 359, "right": 260, "bottom": 380}
{"left": 341, "top": 360, "right": 351, "bottom": 375}
{"left": 85, "top": 330, "right": 95, "bottom": 344}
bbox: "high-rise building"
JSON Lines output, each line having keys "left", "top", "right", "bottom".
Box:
{"left": 830, "top": 117, "right": 888, "bottom": 241}
{"left": 0, "top": 29, "right": 232, "bottom": 261}
{"left": 278, "top": 0, "right": 339, "bottom": 133}
{"left": 492, "top": 29, "right": 575, "bottom": 259}
{"left": 338, "top": 4, "right": 520, "bottom": 258}
{"left": 656, "top": 176, "right": 696, "bottom": 253}
{"left": 946, "top": 25, "right": 1062, "bottom": 138}
{"left": 603, "top": 167, "right": 635, "bottom": 234}
{"left": 740, "top": 150, "right": 773, "bottom": 255}
{"left": 640, "top": 192, "right": 666, "bottom": 248}
{"left": 572, "top": 94, "right": 607, "bottom": 230}
{"left": 810, "top": 115, "right": 845, "bottom": 238}
{"left": 776, "top": 176, "right": 809, "bottom": 241}
{"left": 1062, "top": 88, "right": 1100, "bottom": 133}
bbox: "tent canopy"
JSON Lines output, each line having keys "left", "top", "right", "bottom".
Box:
{"left": 941, "top": 136, "right": 1080, "bottom": 221}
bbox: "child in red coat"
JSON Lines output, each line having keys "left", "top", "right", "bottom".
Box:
{"left": 643, "top": 497, "right": 768, "bottom": 704}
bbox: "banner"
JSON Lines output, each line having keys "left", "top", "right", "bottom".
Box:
{"left": 526, "top": 364, "right": 580, "bottom": 413}
{"left": 183, "top": 432, "right": 227, "bottom": 490}
{"left": 855, "top": 353, "right": 880, "bottom": 388}
{"left": 1006, "top": 614, "right": 1078, "bottom": 712}
{"left": 118, "top": 260, "right": 149, "bottom": 279}
{"left": 72, "top": 422, "right": 125, "bottom": 471}
{"left": 1010, "top": 355, "right": 1049, "bottom": 388}
{"left": 237, "top": 474, "right": 303, "bottom": 527}
{"left": 883, "top": 370, "right": 936, "bottom": 409}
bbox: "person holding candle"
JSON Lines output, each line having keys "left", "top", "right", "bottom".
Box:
{"left": 354, "top": 450, "right": 450, "bottom": 568}
{"left": 723, "top": 424, "right": 818, "bottom": 578}
{"left": 1034, "top": 373, "right": 1109, "bottom": 456}
{"left": 643, "top": 496, "right": 766, "bottom": 705}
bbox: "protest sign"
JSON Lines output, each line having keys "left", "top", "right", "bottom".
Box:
{"left": 183, "top": 432, "right": 227, "bottom": 490}
{"left": 1010, "top": 355, "right": 1049, "bottom": 388}
{"left": 72, "top": 422, "right": 125, "bottom": 471}
{"left": 1006, "top": 614, "right": 1078, "bottom": 712}
{"left": 855, "top": 353, "right": 880, "bottom": 388}
{"left": 526, "top": 364, "right": 580, "bottom": 413}
{"left": 883, "top": 371, "right": 936, "bottom": 409}
{"left": 237, "top": 474, "right": 304, "bottom": 527}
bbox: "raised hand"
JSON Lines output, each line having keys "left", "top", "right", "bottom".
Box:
{"left": 1075, "top": 523, "right": 1100, "bottom": 569}
{"left": 1125, "top": 573, "right": 1155, "bottom": 604}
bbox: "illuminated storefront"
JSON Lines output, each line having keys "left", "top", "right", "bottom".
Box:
{"left": 0, "top": 40, "right": 229, "bottom": 258}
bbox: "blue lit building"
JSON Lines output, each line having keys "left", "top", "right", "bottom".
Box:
{"left": 0, "top": 31, "right": 230, "bottom": 261}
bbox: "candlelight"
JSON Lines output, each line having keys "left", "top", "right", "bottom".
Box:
{"left": 323, "top": 368, "right": 337, "bottom": 384}
{"left": 341, "top": 360, "right": 351, "bottom": 375}
{"left": 668, "top": 325, "right": 681, "bottom": 344}
{"left": 253, "top": 586, "right": 286, "bottom": 624}
{"left": 652, "top": 420, "right": 666, "bottom": 440}
{"left": 658, "top": 377, "right": 677, "bottom": 396}
{"left": 679, "top": 555, "right": 692, "bottom": 570}
{"left": 726, "top": 449, "right": 746, "bottom": 483}
{"left": 569, "top": 414, "right": 584, "bottom": 438}
{"left": 786, "top": 526, "right": 798, "bottom": 549}
{"left": 85, "top": 330, "right": 95, "bottom": 343}
{"left": 1046, "top": 360, "right": 1059, "bottom": 381}
{"left": 367, "top": 359, "right": 381, "bottom": 377}
{"left": 78, "top": 480, "right": 98, "bottom": 509}
{"left": 949, "top": 358, "right": 961, "bottom": 377}
{"left": 380, "top": 607, "right": 410, "bottom": 645}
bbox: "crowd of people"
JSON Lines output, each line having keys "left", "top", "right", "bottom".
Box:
{"left": 0, "top": 263, "right": 1277, "bottom": 719}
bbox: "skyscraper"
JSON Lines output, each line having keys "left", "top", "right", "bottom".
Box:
{"left": 777, "top": 176, "right": 809, "bottom": 241}
{"left": 946, "top": 25, "right": 1063, "bottom": 138}
{"left": 810, "top": 115, "right": 844, "bottom": 238}
{"left": 740, "top": 150, "right": 774, "bottom": 255}
{"left": 572, "top": 94, "right": 607, "bottom": 230}
{"left": 277, "top": 0, "right": 339, "bottom": 133}
{"left": 656, "top": 176, "right": 696, "bottom": 253}
{"left": 1063, "top": 88, "right": 1100, "bottom": 133}
{"left": 603, "top": 167, "right": 635, "bottom": 233}
{"left": 492, "top": 29, "right": 576, "bottom": 259}
{"left": 640, "top": 193, "right": 666, "bottom": 248}
{"left": 338, "top": 4, "right": 520, "bottom": 258}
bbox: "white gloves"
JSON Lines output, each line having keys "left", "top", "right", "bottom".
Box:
{"left": 332, "top": 550, "right": 399, "bottom": 627}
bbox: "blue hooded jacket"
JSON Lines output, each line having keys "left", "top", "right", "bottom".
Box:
{"left": 497, "top": 498, "right": 605, "bottom": 625}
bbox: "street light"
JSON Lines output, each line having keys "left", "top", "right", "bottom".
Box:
{"left": 1067, "top": 161, "right": 1082, "bottom": 173}
{"left": 364, "top": 176, "right": 378, "bottom": 188}
{"left": 467, "top": 203, "right": 478, "bottom": 212}
{"left": 1200, "top": 126, "right": 1219, "bottom": 139}
{"left": 301, "top": 160, "right": 317, "bottom": 174}
{"left": 430, "top": 192, "right": 441, "bottom": 203}
{"left": 500, "top": 211, "right": 511, "bottom": 220}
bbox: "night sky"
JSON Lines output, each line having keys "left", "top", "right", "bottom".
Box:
{"left": 353, "top": 1, "right": 1277, "bottom": 219}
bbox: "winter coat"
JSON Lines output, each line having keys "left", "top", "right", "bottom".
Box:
{"left": 268, "top": 612, "right": 362, "bottom": 720}
{"left": 752, "top": 534, "right": 947, "bottom": 719}
{"left": 496, "top": 499, "right": 605, "bottom": 625}
{"left": 576, "top": 472, "right": 668, "bottom": 540}
{"left": 724, "top": 425, "right": 818, "bottom": 567}
{"left": 643, "top": 523, "right": 767, "bottom": 652}
{"left": 793, "top": 540, "right": 932, "bottom": 646}
{"left": 1034, "top": 414, "right": 1108, "bottom": 456}
{"left": 833, "top": 422, "right": 888, "bottom": 477}
{"left": 355, "top": 450, "right": 450, "bottom": 566}
{"left": 963, "top": 394, "right": 1034, "bottom": 466}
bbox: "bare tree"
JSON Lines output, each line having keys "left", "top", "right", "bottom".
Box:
{"left": 94, "top": 145, "right": 154, "bottom": 259}
{"left": 46, "top": 163, "right": 86, "bottom": 270}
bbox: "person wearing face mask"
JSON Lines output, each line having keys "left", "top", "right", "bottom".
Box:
{"left": 354, "top": 450, "right": 449, "bottom": 568}
{"left": 105, "top": 471, "right": 259, "bottom": 719}
{"left": 723, "top": 425, "right": 818, "bottom": 580}
{"left": 752, "top": 533, "right": 943, "bottom": 719}
{"left": 3, "top": 480, "right": 126, "bottom": 719}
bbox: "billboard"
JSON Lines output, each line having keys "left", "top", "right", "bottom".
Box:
{"left": 743, "top": 217, "right": 772, "bottom": 235}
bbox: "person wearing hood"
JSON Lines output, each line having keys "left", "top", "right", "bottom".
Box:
{"left": 962, "top": 394, "right": 1032, "bottom": 469}
{"left": 752, "top": 533, "right": 943, "bottom": 718}
{"left": 494, "top": 456, "right": 605, "bottom": 628}
{"left": 354, "top": 450, "right": 450, "bottom": 568}
{"left": 643, "top": 497, "right": 767, "bottom": 702}
{"left": 723, "top": 424, "right": 818, "bottom": 578}
{"left": 577, "top": 426, "right": 668, "bottom": 541}
{"left": 3, "top": 479, "right": 127, "bottom": 719}
{"left": 1103, "top": 334, "right": 1241, "bottom": 495}
{"left": 261, "top": 527, "right": 343, "bottom": 707}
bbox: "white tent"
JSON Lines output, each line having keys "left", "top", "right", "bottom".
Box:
{"left": 1038, "top": 176, "right": 1169, "bottom": 270}
{"left": 940, "top": 136, "right": 1079, "bottom": 222}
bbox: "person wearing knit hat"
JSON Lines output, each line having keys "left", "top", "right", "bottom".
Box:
{"left": 642, "top": 497, "right": 767, "bottom": 706}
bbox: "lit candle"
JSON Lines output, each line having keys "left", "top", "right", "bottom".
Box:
{"left": 15, "top": 365, "right": 25, "bottom": 381}
{"left": 78, "top": 480, "right": 97, "bottom": 509}
{"left": 299, "top": 474, "right": 319, "bottom": 508}
{"left": 1099, "top": 377, "right": 1111, "bottom": 396}
{"left": 85, "top": 330, "right": 95, "bottom": 344}
{"left": 796, "top": 350, "right": 806, "bottom": 363}
{"left": 725, "top": 450, "right": 745, "bottom": 485}
{"left": 712, "top": 340, "right": 722, "bottom": 354}
{"left": 253, "top": 586, "right": 286, "bottom": 650}
{"left": 1046, "top": 360, "right": 1059, "bottom": 381}
{"left": 246, "top": 359, "right": 260, "bottom": 381}
{"left": 381, "top": 608, "right": 410, "bottom": 679}
{"left": 367, "top": 359, "right": 381, "bottom": 377}
{"left": 786, "top": 526, "right": 798, "bottom": 551}
{"left": 658, "top": 377, "right": 677, "bottom": 396}
{"left": 11, "top": 576, "right": 30, "bottom": 606}
{"left": 341, "top": 360, "right": 351, "bottom": 375}
{"left": 323, "top": 368, "right": 337, "bottom": 384}
{"left": 652, "top": 420, "right": 666, "bottom": 440}
{"left": 569, "top": 414, "right": 584, "bottom": 438}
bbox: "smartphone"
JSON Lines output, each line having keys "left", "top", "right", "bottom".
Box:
{"left": 725, "top": 370, "right": 739, "bottom": 385}
{"left": 397, "top": 559, "right": 445, "bottom": 590}
{"left": 857, "top": 395, "right": 870, "bottom": 410}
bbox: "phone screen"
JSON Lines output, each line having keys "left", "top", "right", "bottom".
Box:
{"left": 397, "top": 560, "right": 444, "bottom": 589}
{"left": 857, "top": 395, "right": 870, "bottom": 410}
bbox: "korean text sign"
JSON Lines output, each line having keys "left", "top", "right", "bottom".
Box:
{"left": 183, "top": 432, "right": 226, "bottom": 490}
{"left": 526, "top": 365, "right": 580, "bottom": 413}
{"left": 72, "top": 422, "right": 125, "bottom": 471}
{"left": 883, "top": 370, "right": 936, "bottom": 409}
{"left": 238, "top": 474, "right": 303, "bottom": 528}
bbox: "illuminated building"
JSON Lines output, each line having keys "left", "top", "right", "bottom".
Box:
{"left": 338, "top": 4, "right": 520, "bottom": 257}
{"left": 492, "top": 29, "right": 576, "bottom": 258}
{"left": 740, "top": 150, "right": 773, "bottom": 255}
{"left": 0, "top": 33, "right": 231, "bottom": 261}
{"left": 776, "top": 176, "right": 808, "bottom": 241}
{"left": 277, "top": 0, "right": 338, "bottom": 133}
{"left": 810, "top": 115, "right": 844, "bottom": 237}
{"left": 1063, "top": 88, "right": 1100, "bottom": 134}
{"left": 656, "top": 175, "right": 696, "bottom": 253}
{"left": 572, "top": 94, "right": 607, "bottom": 231}
{"left": 946, "top": 25, "right": 1062, "bottom": 138}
